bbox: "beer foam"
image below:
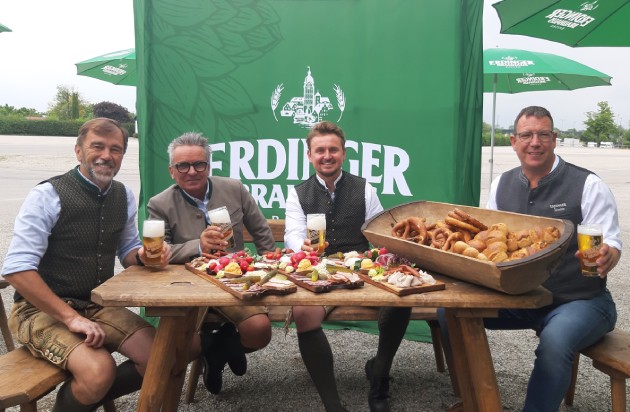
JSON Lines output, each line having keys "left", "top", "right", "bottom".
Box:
{"left": 578, "top": 225, "right": 602, "bottom": 236}
{"left": 208, "top": 207, "right": 230, "bottom": 224}
{"left": 307, "top": 214, "right": 326, "bottom": 230}
{"left": 143, "top": 220, "right": 165, "bottom": 237}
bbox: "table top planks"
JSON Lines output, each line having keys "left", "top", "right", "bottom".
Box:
{"left": 92, "top": 264, "right": 552, "bottom": 309}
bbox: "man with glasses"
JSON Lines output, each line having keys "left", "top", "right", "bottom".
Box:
{"left": 441, "top": 106, "right": 621, "bottom": 412}
{"left": 147, "top": 132, "right": 275, "bottom": 395}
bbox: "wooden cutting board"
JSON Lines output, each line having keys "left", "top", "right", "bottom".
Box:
{"left": 185, "top": 263, "right": 297, "bottom": 300}
{"left": 282, "top": 270, "right": 364, "bottom": 293}
{"left": 357, "top": 273, "right": 445, "bottom": 296}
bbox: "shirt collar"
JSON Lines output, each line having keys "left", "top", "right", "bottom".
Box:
{"left": 315, "top": 171, "right": 344, "bottom": 193}
{"left": 74, "top": 166, "right": 112, "bottom": 195}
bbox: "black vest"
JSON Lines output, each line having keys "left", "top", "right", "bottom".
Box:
{"left": 496, "top": 157, "right": 603, "bottom": 303}
{"left": 15, "top": 169, "right": 128, "bottom": 309}
{"left": 295, "top": 173, "right": 369, "bottom": 254}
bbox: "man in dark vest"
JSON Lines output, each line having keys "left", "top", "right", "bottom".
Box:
{"left": 285, "top": 121, "right": 409, "bottom": 412}
{"left": 442, "top": 106, "right": 622, "bottom": 412}
{"left": 1, "top": 118, "right": 170, "bottom": 411}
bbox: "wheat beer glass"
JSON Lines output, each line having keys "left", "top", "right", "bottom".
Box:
{"left": 143, "top": 219, "right": 165, "bottom": 268}
{"left": 577, "top": 223, "right": 603, "bottom": 276}
{"left": 307, "top": 213, "right": 326, "bottom": 255}
{"left": 208, "top": 206, "right": 235, "bottom": 249}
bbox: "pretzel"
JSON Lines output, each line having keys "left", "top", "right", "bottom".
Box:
{"left": 444, "top": 216, "right": 481, "bottom": 234}
{"left": 453, "top": 208, "right": 488, "bottom": 231}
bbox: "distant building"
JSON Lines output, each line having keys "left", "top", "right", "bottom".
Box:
{"left": 560, "top": 138, "right": 581, "bottom": 147}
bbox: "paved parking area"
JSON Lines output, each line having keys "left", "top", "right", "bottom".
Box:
{"left": 1, "top": 136, "right": 628, "bottom": 411}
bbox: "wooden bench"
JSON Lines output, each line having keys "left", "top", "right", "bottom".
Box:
{"left": 565, "top": 329, "right": 630, "bottom": 412}
{"left": 0, "top": 346, "right": 116, "bottom": 412}
{"left": 0, "top": 281, "right": 116, "bottom": 412}
{"left": 184, "top": 219, "right": 445, "bottom": 403}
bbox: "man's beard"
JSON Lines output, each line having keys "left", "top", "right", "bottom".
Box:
{"left": 85, "top": 160, "right": 117, "bottom": 186}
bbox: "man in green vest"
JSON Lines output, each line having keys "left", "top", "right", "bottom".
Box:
{"left": 1, "top": 118, "right": 170, "bottom": 411}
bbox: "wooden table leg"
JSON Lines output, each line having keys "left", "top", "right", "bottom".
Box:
{"left": 445, "top": 309, "right": 502, "bottom": 412}
{"left": 137, "top": 307, "right": 196, "bottom": 412}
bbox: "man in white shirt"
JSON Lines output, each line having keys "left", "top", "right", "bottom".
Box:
{"left": 284, "top": 121, "right": 405, "bottom": 412}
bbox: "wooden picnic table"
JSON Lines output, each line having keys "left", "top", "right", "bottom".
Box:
{"left": 91, "top": 264, "right": 552, "bottom": 412}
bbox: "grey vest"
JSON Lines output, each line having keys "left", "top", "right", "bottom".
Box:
{"left": 496, "top": 157, "right": 603, "bottom": 303}
{"left": 15, "top": 169, "right": 128, "bottom": 309}
{"left": 295, "top": 173, "right": 369, "bottom": 254}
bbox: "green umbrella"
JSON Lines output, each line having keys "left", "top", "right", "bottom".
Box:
{"left": 0, "top": 22, "right": 12, "bottom": 33}
{"left": 492, "top": 0, "right": 630, "bottom": 47}
{"left": 75, "top": 48, "right": 136, "bottom": 86}
{"left": 484, "top": 48, "right": 612, "bottom": 183}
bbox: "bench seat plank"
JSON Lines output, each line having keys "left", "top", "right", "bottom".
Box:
{"left": 0, "top": 346, "right": 68, "bottom": 408}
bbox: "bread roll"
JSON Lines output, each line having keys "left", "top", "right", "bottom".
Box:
{"left": 452, "top": 241, "right": 469, "bottom": 254}
{"left": 506, "top": 233, "right": 519, "bottom": 252}
{"left": 486, "top": 250, "right": 508, "bottom": 263}
{"left": 486, "top": 229, "right": 507, "bottom": 245}
{"left": 489, "top": 223, "right": 509, "bottom": 236}
{"left": 466, "top": 238, "right": 486, "bottom": 252}
{"left": 543, "top": 226, "right": 561, "bottom": 243}
{"left": 463, "top": 247, "right": 481, "bottom": 258}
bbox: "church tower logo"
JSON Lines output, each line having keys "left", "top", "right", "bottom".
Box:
{"left": 270, "top": 67, "right": 346, "bottom": 127}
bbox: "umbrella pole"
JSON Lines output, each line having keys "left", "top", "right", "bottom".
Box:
{"left": 489, "top": 74, "right": 497, "bottom": 189}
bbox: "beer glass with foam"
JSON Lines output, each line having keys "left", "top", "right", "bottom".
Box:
{"left": 208, "top": 206, "right": 235, "bottom": 249}
{"left": 143, "top": 219, "right": 165, "bottom": 268}
{"left": 577, "top": 223, "right": 603, "bottom": 276}
{"left": 307, "top": 213, "right": 326, "bottom": 255}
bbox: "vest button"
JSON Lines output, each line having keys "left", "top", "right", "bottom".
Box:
{"left": 529, "top": 201, "right": 534, "bottom": 205}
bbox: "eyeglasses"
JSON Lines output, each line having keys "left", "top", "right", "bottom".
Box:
{"left": 515, "top": 130, "right": 554, "bottom": 143}
{"left": 172, "top": 161, "right": 209, "bottom": 173}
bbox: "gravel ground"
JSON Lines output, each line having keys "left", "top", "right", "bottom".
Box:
{"left": 1, "top": 136, "right": 628, "bottom": 411}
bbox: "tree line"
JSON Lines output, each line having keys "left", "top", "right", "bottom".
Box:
{"left": 0, "top": 85, "right": 133, "bottom": 125}
{"left": 484, "top": 102, "right": 630, "bottom": 148}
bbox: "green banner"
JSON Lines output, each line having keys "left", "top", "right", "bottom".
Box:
{"left": 134, "top": 0, "right": 483, "bottom": 222}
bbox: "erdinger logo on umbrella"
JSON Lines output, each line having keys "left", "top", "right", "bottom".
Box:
{"left": 545, "top": 2, "right": 597, "bottom": 30}
{"left": 102, "top": 64, "right": 128, "bottom": 76}
{"left": 516, "top": 74, "right": 552, "bottom": 86}
{"left": 488, "top": 55, "right": 535, "bottom": 68}
{"left": 270, "top": 66, "right": 346, "bottom": 128}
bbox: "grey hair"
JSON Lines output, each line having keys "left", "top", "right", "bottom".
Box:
{"left": 514, "top": 106, "right": 555, "bottom": 132}
{"left": 167, "top": 132, "right": 212, "bottom": 164}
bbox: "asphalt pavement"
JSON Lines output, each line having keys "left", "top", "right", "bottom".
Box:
{"left": 1, "top": 135, "right": 629, "bottom": 411}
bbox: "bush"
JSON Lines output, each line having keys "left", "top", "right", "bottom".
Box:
{"left": 0, "top": 118, "right": 135, "bottom": 136}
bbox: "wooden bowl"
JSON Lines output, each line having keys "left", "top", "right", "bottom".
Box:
{"left": 361, "top": 201, "right": 573, "bottom": 295}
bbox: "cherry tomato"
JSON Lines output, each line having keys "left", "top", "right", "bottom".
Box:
{"left": 247, "top": 265, "right": 255, "bottom": 272}
{"left": 266, "top": 252, "right": 275, "bottom": 260}
{"left": 245, "top": 256, "right": 253, "bottom": 264}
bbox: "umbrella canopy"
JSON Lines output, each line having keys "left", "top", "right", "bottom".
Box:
{"left": 0, "top": 22, "right": 11, "bottom": 33}
{"left": 492, "top": 0, "right": 630, "bottom": 47}
{"left": 484, "top": 48, "right": 612, "bottom": 184}
{"left": 75, "top": 48, "right": 136, "bottom": 86}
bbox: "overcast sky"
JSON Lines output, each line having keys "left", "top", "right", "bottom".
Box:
{"left": 1, "top": 1, "right": 628, "bottom": 130}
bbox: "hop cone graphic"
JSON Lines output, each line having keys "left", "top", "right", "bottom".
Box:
{"left": 149, "top": 0, "right": 282, "bottom": 140}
